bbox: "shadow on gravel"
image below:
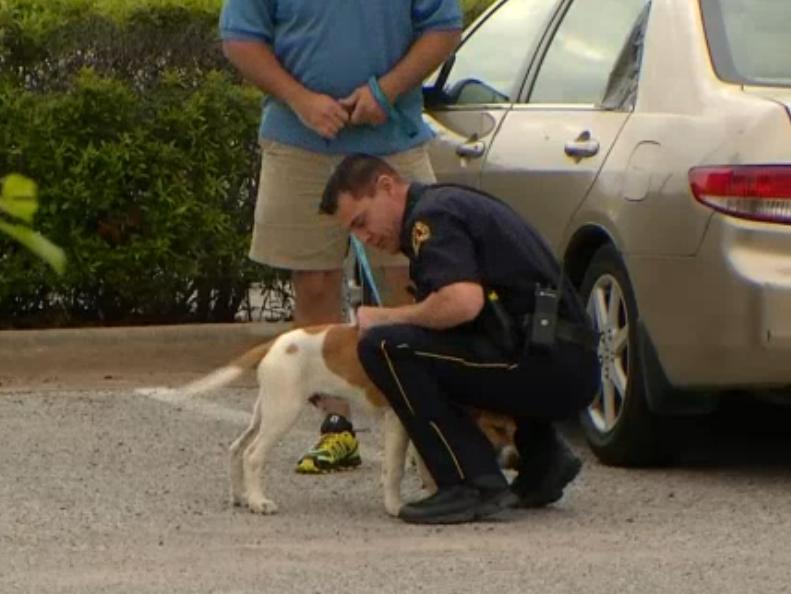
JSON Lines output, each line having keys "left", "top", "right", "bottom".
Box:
{"left": 674, "top": 395, "right": 791, "bottom": 471}
{"left": 561, "top": 395, "right": 791, "bottom": 473}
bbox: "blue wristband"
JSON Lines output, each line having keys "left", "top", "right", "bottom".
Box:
{"left": 367, "top": 77, "right": 419, "bottom": 138}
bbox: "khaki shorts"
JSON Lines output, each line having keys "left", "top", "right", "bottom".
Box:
{"left": 250, "top": 140, "right": 436, "bottom": 270}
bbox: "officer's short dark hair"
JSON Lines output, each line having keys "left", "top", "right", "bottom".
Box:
{"left": 320, "top": 153, "right": 400, "bottom": 215}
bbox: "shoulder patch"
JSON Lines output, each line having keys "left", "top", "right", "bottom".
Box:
{"left": 411, "top": 220, "right": 431, "bottom": 256}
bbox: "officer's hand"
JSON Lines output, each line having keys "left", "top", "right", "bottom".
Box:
{"left": 290, "top": 91, "right": 349, "bottom": 139}
{"left": 339, "top": 85, "right": 387, "bottom": 127}
{"left": 356, "top": 306, "right": 391, "bottom": 334}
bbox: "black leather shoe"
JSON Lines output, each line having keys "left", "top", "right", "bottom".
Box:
{"left": 475, "top": 485, "right": 519, "bottom": 519}
{"left": 398, "top": 486, "right": 479, "bottom": 525}
{"left": 399, "top": 484, "right": 518, "bottom": 524}
{"left": 512, "top": 437, "right": 582, "bottom": 508}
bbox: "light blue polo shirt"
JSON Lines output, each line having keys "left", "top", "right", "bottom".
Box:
{"left": 219, "top": 0, "right": 462, "bottom": 155}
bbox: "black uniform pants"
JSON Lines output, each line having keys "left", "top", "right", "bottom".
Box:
{"left": 358, "top": 323, "right": 600, "bottom": 489}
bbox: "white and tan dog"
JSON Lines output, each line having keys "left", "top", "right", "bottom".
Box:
{"left": 151, "top": 323, "right": 517, "bottom": 517}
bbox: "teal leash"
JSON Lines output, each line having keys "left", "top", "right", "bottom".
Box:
{"left": 367, "top": 77, "right": 419, "bottom": 138}
{"left": 350, "top": 235, "right": 383, "bottom": 306}
{"left": 349, "top": 78, "right": 418, "bottom": 307}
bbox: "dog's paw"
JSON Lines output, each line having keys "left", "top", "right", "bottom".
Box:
{"left": 247, "top": 496, "right": 278, "bottom": 515}
{"left": 384, "top": 496, "right": 402, "bottom": 517}
{"left": 498, "top": 445, "right": 521, "bottom": 470}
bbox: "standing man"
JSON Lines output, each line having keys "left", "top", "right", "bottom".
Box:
{"left": 320, "top": 154, "right": 601, "bottom": 524}
{"left": 219, "top": 1, "right": 462, "bottom": 473}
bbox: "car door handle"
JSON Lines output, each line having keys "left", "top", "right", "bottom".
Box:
{"left": 455, "top": 141, "right": 486, "bottom": 159}
{"left": 564, "top": 131, "right": 600, "bottom": 158}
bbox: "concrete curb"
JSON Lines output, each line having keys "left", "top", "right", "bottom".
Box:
{"left": 0, "top": 321, "right": 290, "bottom": 349}
{"left": 0, "top": 322, "right": 292, "bottom": 389}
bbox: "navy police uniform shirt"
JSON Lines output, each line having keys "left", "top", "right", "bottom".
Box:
{"left": 399, "top": 183, "right": 588, "bottom": 324}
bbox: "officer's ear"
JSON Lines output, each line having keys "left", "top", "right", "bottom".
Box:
{"left": 374, "top": 173, "right": 398, "bottom": 198}
{"left": 373, "top": 173, "right": 389, "bottom": 194}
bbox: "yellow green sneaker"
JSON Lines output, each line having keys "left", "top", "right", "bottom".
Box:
{"left": 295, "top": 415, "right": 361, "bottom": 474}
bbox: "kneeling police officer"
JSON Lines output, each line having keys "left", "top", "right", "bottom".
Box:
{"left": 320, "top": 154, "right": 601, "bottom": 524}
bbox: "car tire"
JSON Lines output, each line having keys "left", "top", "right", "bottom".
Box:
{"left": 579, "top": 244, "right": 673, "bottom": 467}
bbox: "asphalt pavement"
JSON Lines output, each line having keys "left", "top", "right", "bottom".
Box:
{"left": 2, "top": 322, "right": 791, "bottom": 594}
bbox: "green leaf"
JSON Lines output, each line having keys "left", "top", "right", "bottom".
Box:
{"left": 0, "top": 174, "right": 39, "bottom": 223}
{"left": 0, "top": 220, "right": 67, "bottom": 275}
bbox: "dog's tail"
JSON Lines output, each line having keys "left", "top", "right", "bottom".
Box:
{"left": 137, "top": 339, "right": 276, "bottom": 399}
{"left": 178, "top": 340, "right": 275, "bottom": 396}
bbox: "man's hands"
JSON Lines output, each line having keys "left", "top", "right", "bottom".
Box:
{"left": 288, "top": 84, "right": 389, "bottom": 139}
{"left": 221, "top": 41, "right": 355, "bottom": 140}
{"left": 339, "top": 84, "right": 388, "bottom": 127}
{"left": 289, "top": 90, "right": 350, "bottom": 140}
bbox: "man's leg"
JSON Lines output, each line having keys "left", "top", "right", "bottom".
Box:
{"left": 292, "top": 263, "right": 413, "bottom": 473}
{"left": 510, "top": 419, "right": 582, "bottom": 508}
{"left": 369, "top": 334, "right": 597, "bottom": 511}
{"left": 292, "top": 269, "right": 344, "bottom": 326}
{"left": 358, "top": 324, "right": 518, "bottom": 524}
{"left": 248, "top": 140, "right": 361, "bottom": 474}
{"left": 475, "top": 344, "right": 598, "bottom": 508}
{"left": 292, "top": 269, "right": 363, "bottom": 473}
{"left": 294, "top": 142, "right": 432, "bottom": 472}
{"left": 287, "top": 142, "right": 430, "bottom": 472}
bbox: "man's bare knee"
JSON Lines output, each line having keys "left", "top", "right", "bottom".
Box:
{"left": 292, "top": 269, "right": 344, "bottom": 325}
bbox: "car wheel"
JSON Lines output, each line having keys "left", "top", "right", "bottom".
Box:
{"left": 579, "top": 244, "right": 671, "bottom": 466}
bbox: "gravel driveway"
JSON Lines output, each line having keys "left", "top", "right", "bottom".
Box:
{"left": 2, "top": 325, "right": 791, "bottom": 593}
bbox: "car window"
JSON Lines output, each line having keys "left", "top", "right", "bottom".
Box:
{"left": 529, "top": 0, "right": 649, "bottom": 105}
{"left": 701, "top": 0, "right": 791, "bottom": 87}
{"left": 440, "top": 0, "right": 559, "bottom": 106}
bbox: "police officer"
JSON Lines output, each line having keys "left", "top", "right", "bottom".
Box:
{"left": 320, "top": 154, "right": 601, "bottom": 524}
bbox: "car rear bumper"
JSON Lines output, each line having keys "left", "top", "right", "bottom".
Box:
{"left": 629, "top": 215, "right": 791, "bottom": 389}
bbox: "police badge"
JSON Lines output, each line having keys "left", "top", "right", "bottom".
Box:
{"left": 411, "top": 220, "right": 431, "bottom": 256}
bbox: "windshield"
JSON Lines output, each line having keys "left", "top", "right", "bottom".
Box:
{"left": 700, "top": 0, "right": 791, "bottom": 88}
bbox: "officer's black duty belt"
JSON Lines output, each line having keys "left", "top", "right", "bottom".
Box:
{"left": 521, "top": 315, "right": 600, "bottom": 351}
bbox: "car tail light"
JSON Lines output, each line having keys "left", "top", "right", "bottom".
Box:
{"left": 689, "top": 165, "right": 791, "bottom": 224}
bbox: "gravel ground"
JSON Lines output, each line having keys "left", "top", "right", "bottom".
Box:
{"left": 2, "top": 325, "right": 791, "bottom": 593}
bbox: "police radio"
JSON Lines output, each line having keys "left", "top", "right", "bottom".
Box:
{"left": 529, "top": 284, "right": 560, "bottom": 350}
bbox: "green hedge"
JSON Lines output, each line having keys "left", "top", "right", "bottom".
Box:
{"left": 0, "top": 0, "right": 270, "bottom": 327}
{"left": 0, "top": 0, "right": 492, "bottom": 328}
